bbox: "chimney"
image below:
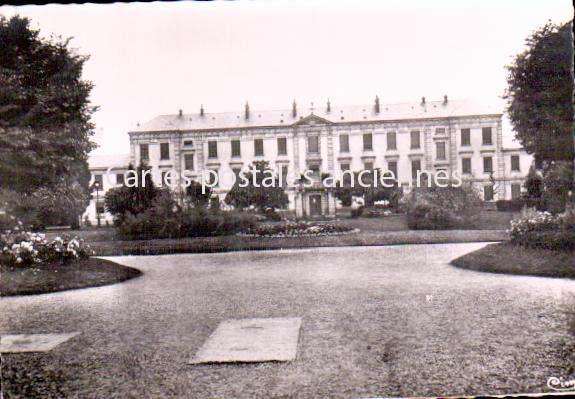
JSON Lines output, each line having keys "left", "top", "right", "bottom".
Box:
{"left": 200, "top": 105, "right": 204, "bottom": 116}
{"left": 292, "top": 100, "right": 297, "bottom": 118}
{"left": 245, "top": 102, "right": 250, "bottom": 119}
{"left": 374, "top": 95, "right": 380, "bottom": 113}
{"left": 326, "top": 99, "right": 331, "bottom": 113}
{"left": 178, "top": 109, "right": 183, "bottom": 117}
{"left": 421, "top": 96, "right": 426, "bottom": 106}
{"left": 443, "top": 95, "right": 448, "bottom": 105}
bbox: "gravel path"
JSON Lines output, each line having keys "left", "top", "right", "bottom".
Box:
{"left": 2, "top": 243, "right": 575, "bottom": 398}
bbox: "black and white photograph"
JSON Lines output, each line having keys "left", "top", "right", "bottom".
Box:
{"left": 0, "top": 0, "right": 573, "bottom": 397}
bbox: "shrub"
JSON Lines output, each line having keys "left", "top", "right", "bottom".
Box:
{"left": 509, "top": 208, "right": 575, "bottom": 250}
{"left": 406, "top": 184, "right": 482, "bottom": 230}
{"left": 350, "top": 206, "right": 364, "bottom": 218}
{"left": 542, "top": 160, "right": 574, "bottom": 213}
{"left": 496, "top": 198, "right": 546, "bottom": 212}
{"left": 1, "top": 224, "right": 93, "bottom": 268}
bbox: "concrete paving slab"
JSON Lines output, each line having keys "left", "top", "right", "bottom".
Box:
{"left": 190, "top": 317, "right": 301, "bottom": 364}
{"left": 0, "top": 332, "right": 80, "bottom": 353}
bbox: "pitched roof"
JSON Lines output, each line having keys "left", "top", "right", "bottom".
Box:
{"left": 88, "top": 153, "right": 131, "bottom": 169}
{"left": 130, "top": 99, "right": 502, "bottom": 133}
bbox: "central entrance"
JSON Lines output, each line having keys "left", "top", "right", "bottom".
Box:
{"left": 309, "top": 194, "right": 322, "bottom": 216}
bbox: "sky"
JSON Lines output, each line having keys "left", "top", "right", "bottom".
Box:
{"left": 1, "top": 0, "right": 572, "bottom": 155}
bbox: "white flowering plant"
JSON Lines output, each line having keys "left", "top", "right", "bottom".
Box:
{"left": 0, "top": 219, "right": 93, "bottom": 268}
{"left": 238, "top": 221, "right": 358, "bottom": 237}
{"left": 508, "top": 207, "right": 575, "bottom": 250}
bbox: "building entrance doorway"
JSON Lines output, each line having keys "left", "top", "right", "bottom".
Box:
{"left": 309, "top": 194, "right": 322, "bottom": 216}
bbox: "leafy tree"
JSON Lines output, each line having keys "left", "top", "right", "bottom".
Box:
{"left": 505, "top": 21, "right": 574, "bottom": 164}
{"left": 524, "top": 165, "right": 543, "bottom": 199}
{"left": 104, "top": 164, "right": 169, "bottom": 223}
{"left": 184, "top": 180, "right": 212, "bottom": 208}
{"left": 542, "top": 160, "right": 574, "bottom": 213}
{"left": 0, "top": 15, "right": 96, "bottom": 194}
{"left": 333, "top": 168, "right": 402, "bottom": 208}
{"left": 225, "top": 161, "right": 288, "bottom": 211}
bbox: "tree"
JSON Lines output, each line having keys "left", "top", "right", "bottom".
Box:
{"left": 0, "top": 16, "right": 96, "bottom": 226}
{"left": 224, "top": 161, "right": 289, "bottom": 211}
{"left": 184, "top": 180, "right": 212, "bottom": 209}
{"left": 505, "top": 21, "right": 574, "bottom": 164}
{"left": 333, "top": 168, "right": 402, "bottom": 208}
{"left": 524, "top": 165, "right": 543, "bottom": 199}
{"left": 104, "top": 164, "right": 168, "bottom": 224}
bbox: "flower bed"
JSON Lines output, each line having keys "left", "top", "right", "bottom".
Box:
{"left": 238, "top": 221, "right": 358, "bottom": 237}
{"left": 508, "top": 208, "right": 575, "bottom": 250}
{"left": 1, "top": 221, "right": 93, "bottom": 268}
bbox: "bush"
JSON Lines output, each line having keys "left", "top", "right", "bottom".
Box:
{"left": 350, "top": 206, "right": 364, "bottom": 218}
{"left": 509, "top": 208, "right": 575, "bottom": 250}
{"left": 542, "top": 160, "right": 574, "bottom": 213}
{"left": 406, "top": 184, "right": 482, "bottom": 230}
{"left": 116, "top": 207, "right": 258, "bottom": 240}
{"left": 240, "top": 221, "right": 356, "bottom": 237}
{"left": 496, "top": 198, "right": 546, "bottom": 212}
{"left": 1, "top": 223, "right": 93, "bottom": 268}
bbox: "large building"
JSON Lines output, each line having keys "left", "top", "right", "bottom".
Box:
{"left": 85, "top": 97, "right": 533, "bottom": 223}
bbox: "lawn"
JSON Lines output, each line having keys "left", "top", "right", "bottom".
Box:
{"left": 42, "top": 211, "right": 512, "bottom": 256}
{"left": 0, "top": 258, "right": 142, "bottom": 297}
{"left": 451, "top": 242, "right": 575, "bottom": 279}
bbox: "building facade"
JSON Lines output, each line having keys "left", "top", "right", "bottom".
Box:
{"left": 85, "top": 97, "right": 534, "bottom": 222}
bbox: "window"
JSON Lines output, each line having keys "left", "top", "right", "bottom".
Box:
{"left": 482, "top": 127, "right": 493, "bottom": 145}
{"left": 411, "top": 159, "right": 421, "bottom": 180}
{"left": 410, "top": 130, "right": 420, "bottom": 149}
{"left": 160, "top": 143, "right": 170, "bottom": 160}
{"left": 461, "top": 128, "right": 471, "bottom": 146}
{"left": 140, "top": 144, "right": 149, "bottom": 162}
{"left": 231, "top": 140, "right": 241, "bottom": 157}
{"left": 484, "top": 185, "right": 494, "bottom": 201}
{"left": 511, "top": 155, "right": 520, "bottom": 172}
{"left": 116, "top": 173, "right": 124, "bottom": 185}
{"left": 511, "top": 184, "right": 521, "bottom": 199}
{"left": 435, "top": 127, "right": 445, "bottom": 135}
{"left": 341, "top": 163, "right": 351, "bottom": 186}
{"left": 340, "top": 163, "right": 350, "bottom": 171}
{"left": 363, "top": 133, "right": 373, "bottom": 151}
{"left": 387, "top": 132, "right": 397, "bottom": 150}
{"left": 308, "top": 136, "right": 319, "bottom": 154}
{"left": 207, "top": 170, "right": 218, "bottom": 187}
{"left": 93, "top": 174, "right": 103, "bottom": 188}
{"left": 208, "top": 141, "right": 218, "bottom": 158}
{"left": 309, "top": 164, "right": 320, "bottom": 180}
{"left": 339, "top": 134, "right": 350, "bottom": 152}
{"left": 462, "top": 158, "right": 472, "bottom": 175}
{"left": 277, "top": 137, "right": 287, "bottom": 155}
{"left": 183, "top": 140, "right": 194, "bottom": 147}
{"left": 387, "top": 161, "right": 398, "bottom": 179}
{"left": 279, "top": 165, "right": 288, "bottom": 187}
{"left": 436, "top": 142, "right": 446, "bottom": 160}
{"left": 254, "top": 139, "right": 264, "bottom": 156}
{"left": 483, "top": 156, "right": 493, "bottom": 173}
{"left": 364, "top": 162, "right": 374, "bottom": 170}
{"left": 184, "top": 153, "right": 194, "bottom": 171}
{"left": 161, "top": 171, "right": 171, "bottom": 186}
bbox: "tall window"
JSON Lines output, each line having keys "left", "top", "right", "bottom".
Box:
{"left": 184, "top": 154, "right": 194, "bottom": 170}
{"left": 116, "top": 173, "right": 124, "bottom": 185}
{"left": 231, "top": 140, "right": 241, "bottom": 157}
{"left": 484, "top": 185, "right": 494, "bottom": 201}
{"left": 511, "top": 184, "right": 521, "bottom": 199}
{"left": 254, "top": 139, "right": 264, "bottom": 156}
{"left": 511, "top": 155, "right": 520, "bottom": 172}
{"left": 160, "top": 143, "right": 170, "bottom": 160}
{"left": 483, "top": 156, "right": 493, "bottom": 173}
{"left": 482, "top": 127, "right": 493, "bottom": 145}
{"left": 410, "top": 130, "right": 420, "bottom": 149}
{"left": 277, "top": 137, "right": 287, "bottom": 155}
{"left": 364, "top": 162, "right": 374, "bottom": 170}
{"left": 139, "top": 144, "right": 149, "bottom": 162}
{"left": 462, "top": 158, "right": 472, "bottom": 175}
{"left": 461, "top": 128, "right": 471, "bottom": 146}
{"left": 308, "top": 136, "right": 319, "bottom": 154}
{"left": 363, "top": 133, "right": 373, "bottom": 151}
{"left": 161, "top": 171, "right": 171, "bottom": 186}
{"left": 387, "top": 161, "right": 398, "bottom": 179}
{"left": 339, "top": 134, "right": 349, "bottom": 152}
{"left": 341, "top": 163, "right": 351, "bottom": 186}
{"left": 411, "top": 159, "right": 421, "bottom": 179}
{"left": 436, "top": 142, "right": 446, "bottom": 160}
{"left": 208, "top": 141, "right": 218, "bottom": 158}
{"left": 279, "top": 165, "right": 289, "bottom": 187}
{"left": 387, "top": 132, "right": 397, "bottom": 150}
{"left": 207, "top": 169, "right": 218, "bottom": 187}
{"left": 93, "top": 174, "right": 103, "bottom": 188}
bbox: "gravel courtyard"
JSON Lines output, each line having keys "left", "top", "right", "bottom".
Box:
{"left": 2, "top": 243, "right": 575, "bottom": 398}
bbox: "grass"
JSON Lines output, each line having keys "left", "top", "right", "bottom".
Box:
{"left": 451, "top": 242, "right": 575, "bottom": 279}
{"left": 0, "top": 258, "right": 142, "bottom": 297}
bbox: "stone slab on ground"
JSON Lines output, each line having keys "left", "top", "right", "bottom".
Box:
{"left": 0, "top": 332, "right": 80, "bottom": 353}
{"left": 190, "top": 317, "right": 302, "bottom": 364}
